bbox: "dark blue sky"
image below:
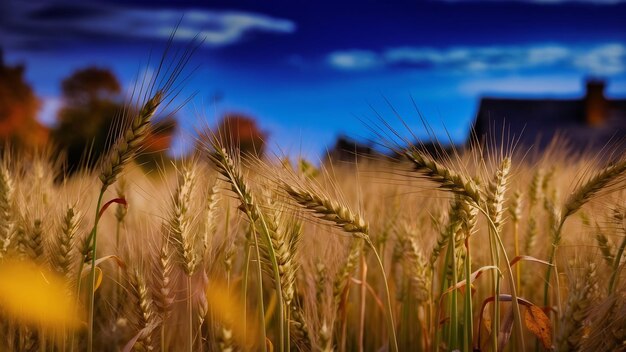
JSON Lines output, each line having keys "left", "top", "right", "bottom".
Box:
{"left": 2, "top": 0, "right": 626, "bottom": 158}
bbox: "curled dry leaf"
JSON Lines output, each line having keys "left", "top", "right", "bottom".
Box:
{"left": 524, "top": 304, "right": 553, "bottom": 350}
{"left": 99, "top": 197, "right": 128, "bottom": 218}
{"left": 81, "top": 255, "right": 126, "bottom": 277}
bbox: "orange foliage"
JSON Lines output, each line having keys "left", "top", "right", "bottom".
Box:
{"left": 0, "top": 58, "right": 48, "bottom": 149}
{"left": 215, "top": 113, "right": 267, "bottom": 157}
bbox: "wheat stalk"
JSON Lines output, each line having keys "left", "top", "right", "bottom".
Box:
{"left": 206, "top": 140, "right": 285, "bottom": 351}
{"left": 115, "top": 177, "right": 128, "bottom": 224}
{"left": 51, "top": 206, "right": 81, "bottom": 278}
{"left": 86, "top": 88, "right": 167, "bottom": 352}
{"left": 509, "top": 190, "right": 523, "bottom": 291}
{"left": 430, "top": 199, "right": 463, "bottom": 268}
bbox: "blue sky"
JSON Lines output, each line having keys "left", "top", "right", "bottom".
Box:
{"left": 2, "top": 0, "right": 626, "bottom": 159}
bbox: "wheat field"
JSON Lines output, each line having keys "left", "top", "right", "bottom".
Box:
{"left": 0, "top": 68, "right": 625, "bottom": 352}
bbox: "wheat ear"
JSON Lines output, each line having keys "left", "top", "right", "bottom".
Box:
{"left": 153, "top": 231, "right": 174, "bottom": 350}
{"left": 333, "top": 238, "right": 363, "bottom": 308}
{"left": 203, "top": 180, "right": 220, "bottom": 256}
{"left": 595, "top": 230, "right": 615, "bottom": 266}
{"left": 290, "top": 305, "right": 312, "bottom": 352}
{"left": 317, "top": 321, "right": 333, "bottom": 352}
{"left": 523, "top": 170, "right": 543, "bottom": 257}
{"left": 283, "top": 184, "right": 368, "bottom": 237}
{"left": 558, "top": 261, "right": 599, "bottom": 350}
{"left": 52, "top": 206, "right": 81, "bottom": 278}
{"left": 19, "top": 219, "right": 44, "bottom": 262}
{"left": 0, "top": 164, "right": 14, "bottom": 259}
{"left": 486, "top": 157, "right": 511, "bottom": 233}
{"left": 397, "top": 230, "right": 431, "bottom": 303}
{"left": 581, "top": 291, "right": 626, "bottom": 352}
{"left": 263, "top": 193, "right": 302, "bottom": 307}
{"left": 404, "top": 149, "right": 481, "bottom": 205}
{"left": 562, "top": 159, "right": 626, "bottom": 221}
{"left": 99, "top": 91, "right": 163, "bottom": 191}
{"left": 168, "top": 163, "right": 199, "bottom": 277}
{"left": 128, "top": 268, "right": 156, "bottom": 351}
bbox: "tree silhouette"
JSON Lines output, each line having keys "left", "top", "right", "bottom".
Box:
{"left": 52, "top": 67, "right": 122, "bottom": 171}
{"left": 0, "top": 52, "right": 48, "bottom": 149}
{"left": 52, "top": 67, "right": 178, "bottom": 172}
{"left": 215, "top": 113, "right": 267, "bottom": 157}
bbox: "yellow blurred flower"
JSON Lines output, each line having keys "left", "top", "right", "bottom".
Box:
{"left": 0, "top": 258, "right": 81, "bottom": 329}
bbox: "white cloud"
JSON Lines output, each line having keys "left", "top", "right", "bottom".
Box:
{"left": 5, "top": 2, "right": 296, "bottom": 48}
{"left": 574, "top": 44, "right": 626, "bottom": 75}
{"left": 84, "top": 9, "right": 295, "bottom": 47}
{"left": 458, "top": 76, "right": 582, "bottom": 95}
{"left": 138, "top": 10, "right": 296, "bottom": 46}
{"left": 327, "top": 50, "right": 383, "bottom": 70}
{"left": 327, "top": 43, "right": 626, "bottom": 75}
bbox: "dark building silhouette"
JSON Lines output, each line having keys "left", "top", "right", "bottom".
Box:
{"left": 325, "top": 135, "right": 380, "bottom": 163}
{"left": 470, "top": 79, "right": 626, "bottom": 155}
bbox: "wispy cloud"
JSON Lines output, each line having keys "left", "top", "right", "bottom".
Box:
{"left": 326, "top": 50, "right": 383, "bottom": 70}
{"left": 574, "top": 44, "right": 626, "bottom": 75}
{"left": 458, "top": 76, "right": 583, "bottom": 95}
{"left": 2, "top": 1, "right": 296, "bottom": 50}
{"left": 327, "top": 43, "right": 626, "bottom": 75}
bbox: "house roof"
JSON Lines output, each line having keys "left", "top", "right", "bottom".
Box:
{"left": 471, "top": 97, "right": 626, "bottom": 154}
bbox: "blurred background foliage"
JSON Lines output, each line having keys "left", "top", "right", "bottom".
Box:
{"left": 0, "top": 54, "right": 267, "bottom": 174}
{"left": 0, "top": 55, "right": 48, "bottom": 150}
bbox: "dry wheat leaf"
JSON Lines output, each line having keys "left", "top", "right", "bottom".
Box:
{"left": 81, "top": 255, "right": 125, "bottom": 277}
{"left": 483, "top": 313, "right": 492, "bottom": 334}
{"left": 443, "top": 265, "right": 499, "bottom": 296}
{"left": 524, "top": 304, "right": 552, "bottom": 349}
{"left": 99, "top": 197, "right": 128, "bottom": 218}
{"left": 509, "top": 255, "right": 553, "bottom": 268}
{"left": 93, "top": 266, "right": 103, "bottom": 292}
